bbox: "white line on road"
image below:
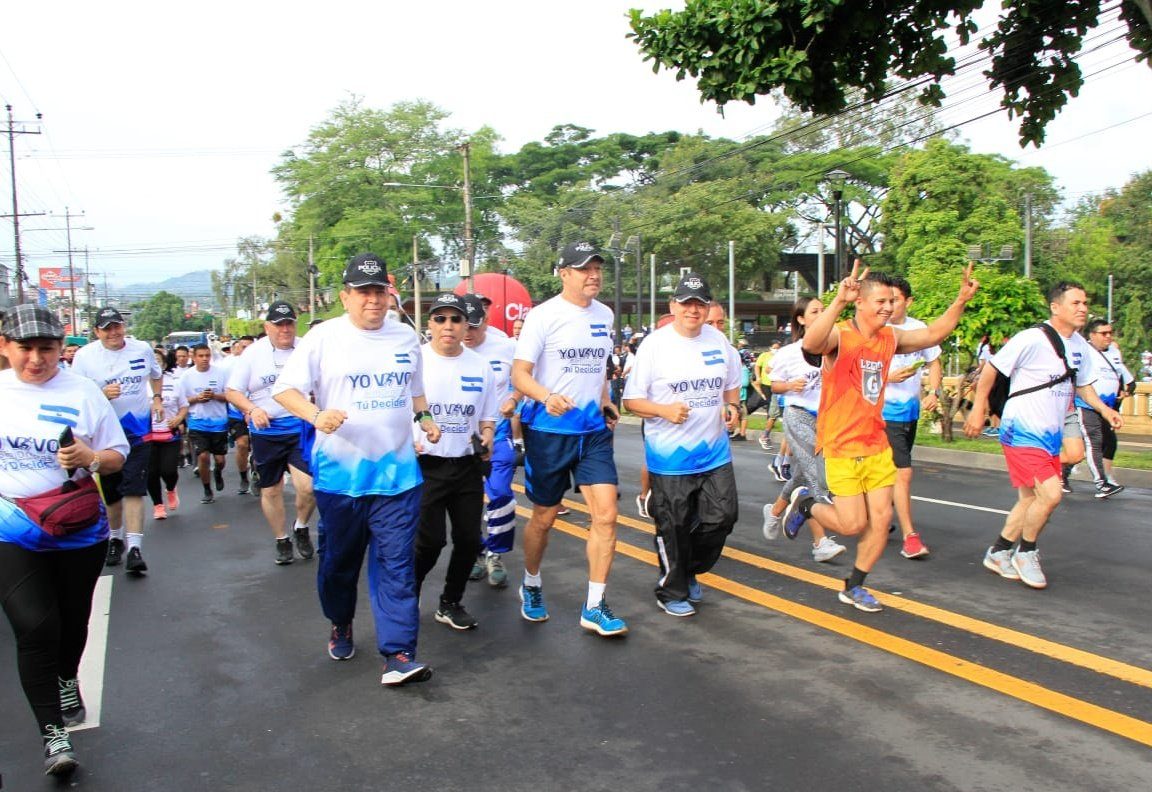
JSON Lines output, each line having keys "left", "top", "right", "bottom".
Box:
{"left": 912, "top": 495, "right": 1009, "bottom": 516}
{"left": 69, "top": 573, "right": 112, "bottom": 732}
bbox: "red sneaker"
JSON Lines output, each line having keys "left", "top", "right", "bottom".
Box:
{"left": 166, "top": 489, "right": 179, "bottom": 512}
{"left": 900, "top": 531, "right": 929, "bottom": 559}
{"left": 152, "top": 504, "right": 167, "bottom": 521}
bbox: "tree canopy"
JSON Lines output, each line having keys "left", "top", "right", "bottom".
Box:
{"left": 628, "top": 0, "right": 1152, "bottom": 147}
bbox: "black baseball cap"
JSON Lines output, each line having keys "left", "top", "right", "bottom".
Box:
{"left": 672, "top": 273, "right": 713, "bottom": 304}
{"left": 342, "top": 253, "right": 389, "bottom": 287}
{"left": 472, "top": 291, "right": 493, "bottom": 306}
{"left": 459, "top": 294, "right": 487, "bottom": 327}
{"left": 1, "top": 304, "right": 66, "bottom": 341}
{"left": 95, "top": 306, "right": 125, "bottom": 328}
{"left": 265, "top": 301, "right": 297, "bottom": 323}
{"left": 429, "top": 292, "right": 467, "bottom": 316}
{"left": 557, "top": 241, "right": 604, "bottom": 270}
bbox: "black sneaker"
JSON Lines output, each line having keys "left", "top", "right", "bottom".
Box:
{"left": 42, "top": 724, "right": 78, "bottom": 777}
{"left": 201, "top": 488, "right": 215, "bottom": 504}
{"left": 434, "top": 601, "right": 478, "bottom": 630}
{"left": 125, "top": 546, "right": 148, "bottom": 575}
{"left": 105, "top": 537, "right": 124, "bottom": 566}
{"left": 59, "top": 677, "right": 86, "bottom": 727}
{"left": 275, "top": 537, "right": 295, "bottom": 565}
{"left": 294, "top": 526, "right": 315, "bottom": 560}
{"left": 237, "top": 480, "right": 249, "bottom": 495}
{"left": 1061, "top": 477, "right": 1073, "bottom": 494}
{"left": 1095, "top": 482, "right": 1124, "bottom": 499}
{"left": 214, "top": 467, "right": 225, "bottom": 491}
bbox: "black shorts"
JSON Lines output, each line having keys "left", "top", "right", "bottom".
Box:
{"left": 100, "top": 440, "right": 151, "bottom": 504}
{"left": 251, "top": 432, "right": 310, "bottom": 484}
{"left": 189, "top": 429, "right": 229, "bottom": 457}
{"left": 228, "top": 417, "right": 249, "bottom": 442}
{"left": 884, "top": 420, "right": 917, "bottom": 469}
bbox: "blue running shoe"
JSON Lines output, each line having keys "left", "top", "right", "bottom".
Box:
{"left": 658, "top": 599, "right": 696, "bottom": 617}
{"left": 837, "top": 585, "right": 883, "bottom": 613}
{"left": 519, "top": 584, "right": 549, "bottom": 622}
{"left": 328, "top": 624, "right": 355, "bottom": 660}
{"left": 782, "top": 486, "right": 810, "bottom": 540}
{"left": 686, "top": 576, "right": 703, "bottom": 603}
{"left": 580, "top": 599, "right": 629, "bottom": 636}
{"left": 380, "top": 651, "right": 432, "bottom": 686}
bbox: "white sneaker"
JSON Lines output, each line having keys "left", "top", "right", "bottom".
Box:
{"left": 982, "top": 547, "right": 1020, "bottom": 580}
{"left": 636, "top": 492, "right": 651, "bottom": 520}
{"left": 811, "top": 536, "right": 846, "bottom": 562}
{"left": 761, "top": 504, "right": 781, "bottom": 541}
{"left": 1011, "top": 549, "right": 1048, "bottom": 589}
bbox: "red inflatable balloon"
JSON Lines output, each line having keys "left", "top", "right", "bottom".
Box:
{"left": 454, "top": 273, "right": 533, "bottom": 335}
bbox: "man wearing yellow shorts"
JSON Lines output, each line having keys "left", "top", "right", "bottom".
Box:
{"left": 781, "top": 260, "right": 979, "bottom": 611}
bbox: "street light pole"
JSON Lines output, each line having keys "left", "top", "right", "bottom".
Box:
{"left": 825, "top": 169, "right": 850, "bottom": 283}
{"left": 461, "top": 142, "right": 474, "bottom": 292}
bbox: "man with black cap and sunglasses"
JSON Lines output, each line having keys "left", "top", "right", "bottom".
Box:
{"left": 411, "top": 293, "right": 498, "bottom": 631}
{"left": 623, "top": 273, "right": 742, "bottom": 617}
{"left": 71, "top": 306, "right": 163, "bottom": 574}
{"left": 274, "top": 253, "right": 440, "bottom": 686}
{"left": 226, "top": 300, "right": 316, "bottom": 565}
{"left": 510, "top": 241, "right": 628, "bottom": 637}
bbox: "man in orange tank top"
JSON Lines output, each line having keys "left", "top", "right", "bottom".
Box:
{"left": 782, "top": 260, "right": 979, "bottom": 612}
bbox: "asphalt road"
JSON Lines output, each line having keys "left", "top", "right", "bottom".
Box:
{"left": 2, "top": 425, "right": 1151, "bottom": 790}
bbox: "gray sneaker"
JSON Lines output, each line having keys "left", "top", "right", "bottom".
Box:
{"left": 293, "top": 526, "right": 315, "bottom": 560}
{"left": 983, "top": 547, "right": 1020, "bottom": 580}
{"left": 469, "top": 556, "right": 485, "bottom": 581}
{"left": 811, "top": 536, "right": 846, "bottom": 563}
{"left": 1011, "top": 549, "right": 1048, "bottom": 589}
{"left": 761, "top": 504, "right": 781, "bottom": 541}
{"left": 486, "top": 553, "right": 508, "bottom": 588}
{"left": 275, "top": 537, "right": 294, "bottom": 565}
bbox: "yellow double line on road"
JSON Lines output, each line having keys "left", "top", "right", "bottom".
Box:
{"left": 512, "top": 488, "right": 1152, "bottom": 748}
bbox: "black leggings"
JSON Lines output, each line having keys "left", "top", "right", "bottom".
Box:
{"left": 0, "top": 539, "right": 107, "bottom": 731}
{"left": 147, "top": 440, "right": 181, "bottom": 505}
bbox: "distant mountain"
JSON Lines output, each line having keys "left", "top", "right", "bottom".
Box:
{"left": 110, "top": 270, "right": 217, "bottom": 309}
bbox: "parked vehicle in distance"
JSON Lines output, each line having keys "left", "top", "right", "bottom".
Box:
{"left": 163, "top": 331, "right": 209, "bottom": 350}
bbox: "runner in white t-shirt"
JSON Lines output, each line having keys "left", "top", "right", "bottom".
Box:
{"left": 882, "top": 277, "right": 943, "bottom": 560}
{"left": 178, "top": 345, "right": 230, "bottom": 505}
{"left": 70, "top": 306, "right": 162, "bottom": 573}
{"left": 760, "top": 297, "right": 847, "bottom": 563}
{"left": 0, "top": 306, "right": 130, "bottom": 776}
{"left": 623, "top": 273, "right": 741, "bottom": 616}
{"left": 511, "top": 241, "right": 627, "bottom": 636}
{"left": 1068, "top": 319, "right": 1134, "bottom": 496}
{"left": 412, "top": 294, "right": 498, "bottom": 631}
{"left": 273, "top": 253, "right": 440, "bottom": 686}
{"left": 461, "top": 293, "right": 522, "bottom": 588}
{"left": 227, "top": 301, "right": 317, "bottom": 565}
{"left": 965, "top": 281, "right": 1122, "bottom": 589}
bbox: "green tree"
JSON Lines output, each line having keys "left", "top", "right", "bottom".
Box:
{"left": 132, "top": 291, "right": 187, "bottom": 345}
{"left": 628, "top": 1, "right": 1152, "bottom": 146}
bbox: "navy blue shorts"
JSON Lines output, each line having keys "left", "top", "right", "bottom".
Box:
{"left": 522, "top": 427, "right": 617, "bottom": 507}
{"left": 251, "top": 431, "right": 310, "bottom": 484}
{"left": 227, "top": 417, "right": 249, "bottom": 442}
{"left": 100, "top": 440, "right": 151, "bottom": 504}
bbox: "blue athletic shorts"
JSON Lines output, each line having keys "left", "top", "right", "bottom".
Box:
{"left": 522, "top": 426, "right": 617, "bottom": 507}
{"left": 251, "top": 432, "right": 310, "bottom": 484}
{"left": 100, "top": 439, "right": 150, "bottom": 504}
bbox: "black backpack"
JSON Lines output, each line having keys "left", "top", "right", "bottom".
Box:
{"left": 987, "top": 323, "right": 1077, "bottom": 419}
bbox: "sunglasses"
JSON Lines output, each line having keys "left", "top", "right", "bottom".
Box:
{"left": 431, "top": 314, "right": 464, "bottom": 325}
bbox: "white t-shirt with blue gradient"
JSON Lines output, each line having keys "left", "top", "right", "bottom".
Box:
{"left": 178, "top": 365, "right": 229, "bottom": 433}
{"left": 993, "top": 322, "right": 1096, "bottom": 455}
{"left": 70, "top": 337, "right": 162, "bottom": 441}
{"left": 624, "top": 324, "right": 742, "bottom": 475}
{"left": 0, "top": 369, "right": 129, "bottom": 551}
{"left": 514, "top": 294, "right": 613, "bottom": 435}
{"left": 768, "top": 341, "right": 822, "bottom": 413}
{"left": 273, "top": 314, "right": 424, "bottom": 497}
{"left": 468, "top": 333, "right": 516, "bottom": 442}
{"left": 414, "top": 346, "right": 498, "bottom": 458}
{"left": 1074, "top": 343, "right": 1131, "bottom": 411}
{"left": 882, "top": 316, "right": 940, "bottom": 423}
{"left": 226, "top": 337, "right": 303, "bottom": 436}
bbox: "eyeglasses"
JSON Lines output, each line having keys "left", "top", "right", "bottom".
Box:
{"left": 431, "top": 314, "right": 463, "bottom": 324}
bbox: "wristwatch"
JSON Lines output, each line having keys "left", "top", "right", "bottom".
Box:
{"left": 87, "top": 453, "right": 101, "bottom": 474}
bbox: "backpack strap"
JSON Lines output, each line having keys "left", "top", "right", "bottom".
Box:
{"left": 1004, "top": 323, "right": 1076, "bottom": 404}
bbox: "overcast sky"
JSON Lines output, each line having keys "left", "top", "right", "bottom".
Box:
{"left": 3, "top": 0, "right": 1150, "bottom": 293}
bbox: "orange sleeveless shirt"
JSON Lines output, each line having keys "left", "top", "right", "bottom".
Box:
{"left": 815, "top": 321, "right": 897, "bottom": 458}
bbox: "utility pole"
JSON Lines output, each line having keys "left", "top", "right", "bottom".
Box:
{"left": 412, "top": 234, "right": 423, "bottom": 330}
{"left": 1023, "top": 193, "right": 1033, "bottom": 279}
{"left": 84, "top": 247, "right": 94, "bottom": 335}
{"left": 4, "top": 105, "right": 43, "bottom": 303}
{"left": 728, "top": 241, "right": 736, "bottom": 344}
{"left": 460, "top": 141, "right": 474, "bottom": 291}
{"left": 62, "top": 206, "right": 84, "bottom": 332}
{"left": 308, "top": 235, "right": 316, "bottom": 323}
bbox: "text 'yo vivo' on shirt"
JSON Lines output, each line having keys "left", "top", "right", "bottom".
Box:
{"left": 415, "top": 345, "right": 499, "bottom": 458}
